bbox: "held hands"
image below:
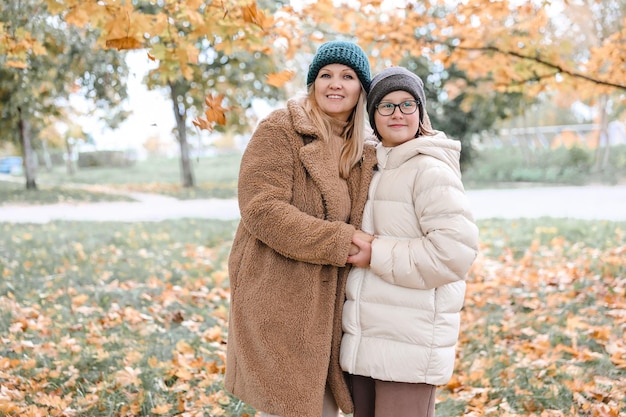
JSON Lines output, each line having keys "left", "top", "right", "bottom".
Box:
{"left": 349, "top": 230, "right": 374, "bottom": 255}
{"left": 347, "top": 230, "right": 374, "bottom": 268}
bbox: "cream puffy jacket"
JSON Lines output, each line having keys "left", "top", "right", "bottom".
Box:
{"left": 340, "top": 132, "right": 479, "bottom": 385}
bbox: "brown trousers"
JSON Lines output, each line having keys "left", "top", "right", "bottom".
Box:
{"left": 351, "top": 375, "right": 436, "bottom": 417}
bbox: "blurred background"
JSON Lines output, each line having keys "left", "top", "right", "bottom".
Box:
{"left": 1, "top": 0, "right": 624, "bottom": 193}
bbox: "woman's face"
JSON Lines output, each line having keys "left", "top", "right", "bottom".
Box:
{"left": 374, "top": 91, "right": 421, "bottom": 147}
{"left": 314, "top": 64, "right": 362, "bottom": 121}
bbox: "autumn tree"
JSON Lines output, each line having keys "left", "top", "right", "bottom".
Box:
{"left": 291, "top": 0, "right": 625, "bottom": 142}
{"left": 402, "top": 57, "right": 526, "bottom": 169}
{"left": 8, "top": 0, "right": 624, "bottom": 191}
{"left": 49, "top": 0, "right": 296, "bottom": 188}
{"left": 556, "top": 0, "right": 626, "bottom": 171}
{"left": 0, "top": 0, "right": 128, "bottom": 190}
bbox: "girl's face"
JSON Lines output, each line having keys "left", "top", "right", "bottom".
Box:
{"left": 314, "top": 64, "right": 362, "bottom": 121}
{"left": 374, "top": 91, "right": 421, "bottom": 147}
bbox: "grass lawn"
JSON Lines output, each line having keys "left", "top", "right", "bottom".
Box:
{"left": 1, "top": 218, "right": 625, "bottom": 416}
{"left": 0, "top": 180, "right": 137, "bottom": 206}
{"left": 0, "top": 153, "right": 242, "bottom": 206}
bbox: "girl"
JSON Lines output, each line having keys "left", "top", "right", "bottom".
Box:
{"left": 342, "top": 66, "right": 480, "bottom": 417}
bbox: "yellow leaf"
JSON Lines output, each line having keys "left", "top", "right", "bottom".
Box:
{"left": 34, "top": 392, "right": 70, "bottom": 409}
{"left": 175, "top": 340, "right": 195, "bottom": 356}
{"left": 64, "top": 7, "right": 91, "bottom": 27}
{"left": 267, "top": 70, "right": 295, "bottom": 88}
{"left": 5, "top": 60, "right": 27, "bottom": 69}
{"left": 206, "top": 93, "right": 228, "bottom": 123}
{"left": 242, "top": 3, "right": 270, "bottom": 29}
{"left": 148, "top": 356, "right": 159, "bottom": 368}
{"left": 114, "top": 366, "right": 142, "bottom": 387}
{"left": 203, "top": 325, "right": 222, "bottom": 342}
{"left": 192, "top": 117, "right": 215, "bottom": 132}
{"left": 105, "top": 36, "right": 143, "bottom": 51}
{"left": 175, "top": 367, "right": 194, "bottom": 381}
{"left": 71, "top": 293, "right": 89, "bottom": 308}
{"left": 210, "top": 304, "right": 228, "bottom": 322}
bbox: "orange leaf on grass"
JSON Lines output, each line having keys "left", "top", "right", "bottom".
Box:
{"left": 176, "top": 339, "right": 195, "bottom": 356}
{"left": 114, "top": 366, "right": 142, "bottom": 387}
{"left": 202, "top": 325, "right": 222, "bottom": 342}
{"left": 151, "top": 403, "right": 172, "bottom": 414}
{"left": 34, "top": 392, "right": 71, "bottom": 409}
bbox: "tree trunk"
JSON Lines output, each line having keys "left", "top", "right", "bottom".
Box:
{"left": 41, "top": 139, "right": 53, "bottom": 171}
{"left": 169, "top": 82, "right": 194, "bottom": 188}
{"left": 594, "top": 94, "right": 610, "bottom": 172}
{"left": 519, "top": 109, "right": 532, "bottom": 165}
{"left": 17, "top": 107, "right": 37, "bottom": 190}
{"left": 65, "top": 137, "right": 75, "bottom": 175}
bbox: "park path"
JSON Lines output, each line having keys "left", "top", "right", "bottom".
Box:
{"left": 1, "top": 184, "right": 626, "bottom": 223}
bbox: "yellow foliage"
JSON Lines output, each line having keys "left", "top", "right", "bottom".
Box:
{"left": 1, "top": 0, "right": 620, "bottom": 129}
{"left": 184, "top": 8, "right": 205, "bottom": 27}
{"left": 64, "top": 6, "right": 91, "bottom": 27}
{"left": 243, "top": 3, "right": 269, "bottom": 29}
{"left": 5, "top": 60, "right": 28, "bottom": 69}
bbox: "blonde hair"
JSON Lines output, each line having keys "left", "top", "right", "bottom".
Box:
{"left": 304, "top": 84, "right": 368, "bottom": 179}
{"left": 418, "top": 109, "right": 437, "bottom": 137}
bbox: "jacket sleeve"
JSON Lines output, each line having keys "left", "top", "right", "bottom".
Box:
{"left": 369, "top": 164, "right": 479, "bottom": 290}
{"left": 237, "top": 114, "right": 355, "bottom": 267}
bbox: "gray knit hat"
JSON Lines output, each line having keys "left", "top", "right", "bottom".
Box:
{"left": 306, "top": 41, "right": 371, "bottom": 92}
{"left": 367, "top": 67, "right": 427, "bottom": 138}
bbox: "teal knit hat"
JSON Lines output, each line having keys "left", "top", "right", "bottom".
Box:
{"left": 306, "top": 41, "right": 371, "bottom": 92}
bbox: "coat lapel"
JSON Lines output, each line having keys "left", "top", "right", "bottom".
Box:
{"left": 299, "top": 139, "right": 344, "bottom": 221}
{"left": 348, "top": 143, "right": 377, "bottom": 227}
{"left": 288, "top": 99, "right": 345, "bottom": 221}
{"left": 288, "top": 99, "right": 377, "bottom": 223}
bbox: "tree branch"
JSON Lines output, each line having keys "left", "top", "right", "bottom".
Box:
{"left": 506, "top": 69, "right": 560, "bottom": 88}
{"left": 458, "top": 45, "right": 626, "bottom": 91}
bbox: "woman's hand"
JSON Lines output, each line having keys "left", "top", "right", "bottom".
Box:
{"left": 347, "top": 230, "right": 374, "bottom": 267}
{"left": 349, "top": 230, "right": 374, "bottom": 255}
{"left": 355, "top": 230, "right": 375, "bottom": 244}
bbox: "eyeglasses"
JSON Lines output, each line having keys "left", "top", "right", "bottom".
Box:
{"left": 375, "top": 100, "right": 420, "bottom": 116}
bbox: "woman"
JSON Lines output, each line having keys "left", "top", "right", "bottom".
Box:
{"left": 225, "top": 41, "right": 377, "bottom": 417}
{"left": 342, "top": 66, "right": 480, "bottom": 417}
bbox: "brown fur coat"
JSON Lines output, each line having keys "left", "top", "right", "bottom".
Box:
{"left": 225, "top": 99, "right": 377, "bottom": 417}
